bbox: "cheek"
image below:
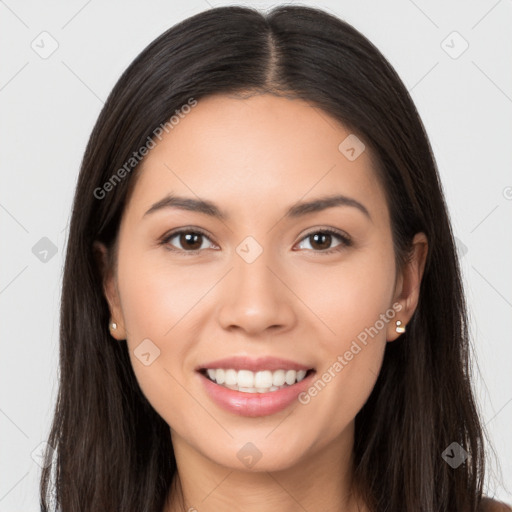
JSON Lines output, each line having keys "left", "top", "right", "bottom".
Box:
{"left": 117, "top": 246, "right": 204, "bottom": 340}
{"left": 293, "top": 244, "right": 395, "bottom": 424}
{"left": 115, "top": 248, "right": 204, "bottom": 424}
{"left": 299, "top": 242, "right": 396, "bottom": 348}
{"left": 114, "top": 244, "right": 187, "bottom": 371}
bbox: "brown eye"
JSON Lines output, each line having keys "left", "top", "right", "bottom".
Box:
{"left": 309, "top": 232, "right": 334, "bottom": 251}
{"left": 162, "top": 230, "right": 215, "bottom": 252}
{"left": 177, "top": 232, "right": 203, "bottom": 250}
{"left": 160, "top": 228, "right": 351, "bottom": 255}
{"left": 296, "top": 229, "right": 352, "bottom": 254}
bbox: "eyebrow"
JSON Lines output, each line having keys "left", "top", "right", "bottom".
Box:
{"left": 143, "top": 193, "right": 371, "bottom": 221}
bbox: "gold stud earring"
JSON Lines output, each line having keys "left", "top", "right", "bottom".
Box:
{"left": 395, "top": 320, "right": 406, "bottom": 334}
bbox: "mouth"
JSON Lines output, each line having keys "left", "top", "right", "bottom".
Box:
{"left": 197, "top": 367, "right": 316, "bottom": 394}
{"left": 195, "top": 355, "right": 317, "bottom": 416}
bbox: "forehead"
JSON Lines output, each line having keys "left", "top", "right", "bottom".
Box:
{"left": 124, "top": 93, "right": 388, "bottom": 224}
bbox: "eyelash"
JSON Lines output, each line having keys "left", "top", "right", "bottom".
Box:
{"left": 159, "top": 227, "right": 352, "bottom": 256}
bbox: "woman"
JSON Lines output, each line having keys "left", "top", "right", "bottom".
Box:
{"left": 39, "top": 5, "right": 510, "bottom": 511}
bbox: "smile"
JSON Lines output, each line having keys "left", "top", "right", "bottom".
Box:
{"left": 201, "top": 368, "right": 313, "bottom": 393}
{"left": 195, "top": 355, "right": 316, "bottom": 416}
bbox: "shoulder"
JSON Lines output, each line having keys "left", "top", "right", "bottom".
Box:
{"left": 479, "top": 497, "right": 512, "bottom": 512}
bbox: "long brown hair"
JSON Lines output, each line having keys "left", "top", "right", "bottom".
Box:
{"left": 40, "top": 5, "right": 486, "bottom": 511}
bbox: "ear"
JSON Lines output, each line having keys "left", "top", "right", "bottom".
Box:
{"left": 387, "top": 232, "right": 428, "bottom": 342}
{"left": 93, "top": 240, "right": 127, "bottom": 340}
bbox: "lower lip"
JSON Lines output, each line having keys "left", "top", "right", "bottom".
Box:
{"left": 198, "top": 370, "right": 316, "bottom": 417}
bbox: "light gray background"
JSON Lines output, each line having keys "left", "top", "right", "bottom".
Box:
{"left": 1, "top": 0, "right": 511, "bottom": 509}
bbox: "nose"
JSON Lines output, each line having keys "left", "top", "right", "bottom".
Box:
{"left": 217, "top": 249, "right": 296, "bottom": 336}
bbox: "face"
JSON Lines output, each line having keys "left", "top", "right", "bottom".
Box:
{"left": 97, "top": 93, "right": 427, "bottom": 473}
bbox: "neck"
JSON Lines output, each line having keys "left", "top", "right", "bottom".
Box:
{"left": 164, "top": 421, "right": 366, "bottom": 512}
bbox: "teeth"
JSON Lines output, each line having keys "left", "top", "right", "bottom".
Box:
{"left": 215, "top": 369, "right": 225, "bottom": 385}
{"left": 237, "top": 370, "right": 255, "bottom": 388}
{"left": 204, "top": 368, "right": 310, "bottom": 392}
{"left": 296, "top": 369, "right": 307, "bottom": 382}
{"left": 254, "top": 370, "right": 273, "bottom": 388}
{"left": 224, "top": 369, "right": 237, "bottom": 386}
{"left": 285, "top": 369, "right": 296, "bottom": 385}
{"left": 272, "top": 369, "right": 286, "bottom": 386}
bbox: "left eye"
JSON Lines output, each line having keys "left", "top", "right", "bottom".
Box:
{"left": 160, "top": 228, "right": 351, "bottom": 254}
{"left": 296, "top": 229, "right": 351, "bottom": 253}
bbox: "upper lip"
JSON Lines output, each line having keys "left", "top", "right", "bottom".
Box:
{"left": 196, "top": 356, "right": 314, "bottom": 372}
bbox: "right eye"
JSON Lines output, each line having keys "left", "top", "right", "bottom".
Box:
{"left": 160, "top": 229, "right": 218, "bottom": 254}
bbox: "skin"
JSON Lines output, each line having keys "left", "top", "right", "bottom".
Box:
{"left": 95, "top": 93, "right": 428, "bottom": 512}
